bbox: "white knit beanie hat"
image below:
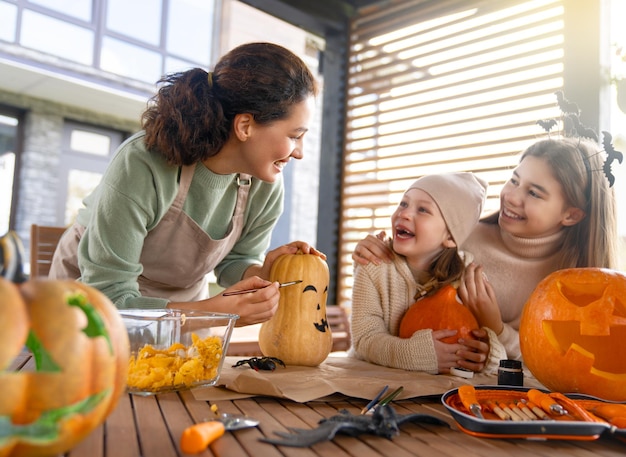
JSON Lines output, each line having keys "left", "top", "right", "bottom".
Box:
{"left": 407, "top": 172, "right": 488, "bottom": 247}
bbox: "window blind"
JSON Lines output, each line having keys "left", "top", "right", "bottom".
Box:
{"left": 338, "top": 0, "right": 565, "bottom": 308}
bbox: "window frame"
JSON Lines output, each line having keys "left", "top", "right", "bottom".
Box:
{"left": 337, "top": 0, "right": 604, "bottom": 309}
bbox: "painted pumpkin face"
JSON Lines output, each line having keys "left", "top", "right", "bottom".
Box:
{"left": 520, "top": 268, "right": 626, "bottom": 401}
{"left": 258, "top": 251, "right": 332, "bottom": 366}
{"left": 0, "top": 278, "right": 130, "bottom": 456}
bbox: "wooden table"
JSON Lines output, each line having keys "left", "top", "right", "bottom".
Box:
{"left": 61, "top": 390, "right": 626, "bottom": 457}
{"left": 10, "top": 354, "right": 626, "bottom": 456}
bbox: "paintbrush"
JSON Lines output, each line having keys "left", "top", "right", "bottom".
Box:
{"left": 360, "top": 385, "right": 389, "bottom": 415}
{"left": 222, "top": 280, "right": 302, "bottom": 296}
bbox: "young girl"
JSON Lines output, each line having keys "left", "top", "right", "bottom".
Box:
{"left": 350, "top": 172, "right": 506, "bottom": 374}
{"left": 50, "top": 42, "right": 324, "bottom": 326}
{"left": 353, "top": 138, "right": 619, "bottom": 360}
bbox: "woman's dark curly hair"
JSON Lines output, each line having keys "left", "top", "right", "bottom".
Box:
{"left": 141, "top": 42, "right": 319, "bottom": 165}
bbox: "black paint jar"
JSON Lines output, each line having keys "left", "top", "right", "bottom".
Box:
{"left": 498, "top": 359, "right": 523, "bottom": 386}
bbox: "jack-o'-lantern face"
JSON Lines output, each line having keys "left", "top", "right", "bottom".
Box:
{"left": 520, "top": 268, "right": 626, "bottom": 401}
{"left": 302, "top": 283, "right": 330, "bottom": 333}
{"left": 0, "top": 278, "right": 129, "bottom": 456}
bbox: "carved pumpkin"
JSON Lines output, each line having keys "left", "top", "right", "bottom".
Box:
{"left": 398, "top": 284, "right": 478, "bottom": 344}
{"left": 520, "top": 268, "right": 626, "bottom": 401}
{"left": 258, "top": 251, "right": 332, "bottom": 366}
{"left": 0, "top": 278, "right": 130, "bottom": 457}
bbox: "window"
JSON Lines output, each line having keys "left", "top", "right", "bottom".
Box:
{"left": 0, "top": 111, "right": 20, "bottom": 235}
{"left": 2, "top": 0, "right": 216, "bottom": 84}
{"left": 610, "top": 0, "right": 626, "bottom": 268}
{"left": 166, "top": 0, "right": 214, "bottom": 67}
{"left": 28, "top": 0, "right": 92, "bottom": 21}
{"left": 0, "top": 2, "right": 17, "bottom": 42}
{"left": 20, "top": 10, "right": 94, "bottom": 65}
{"left": 57, "top": 121, "right": 126, "bottom": 225}
{"left": 338, "top": 0, "right": 566, "bottom": 308}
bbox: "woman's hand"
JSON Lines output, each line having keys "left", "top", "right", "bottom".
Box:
{"left": 456, "top": 328, "right": 490, "bottom": 372}
{"left": 170, "top": 276, "right": 280, "bottom": 327}
{"left": 457, "top": 263, "right": 504, "bottom": 334}
{"left": 246, "top": 241, "right": 326, "bottom": 281}
{"left": 352, "top": 231, "right": 393, "bottom": 265}
{"left": 433, "top": 328, "right": 490, "bottom": 373}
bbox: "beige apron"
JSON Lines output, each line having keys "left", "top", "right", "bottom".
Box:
{"left": 50, "top": 165, "right": 251, "bottom": 302}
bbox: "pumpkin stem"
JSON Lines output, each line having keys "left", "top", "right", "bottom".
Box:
{"left": 66, "top": 292, "right": 114, "bottom": 355}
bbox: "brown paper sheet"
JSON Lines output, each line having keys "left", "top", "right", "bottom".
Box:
{"left": 192, "top": 355, "right": 545, "bottom": 403}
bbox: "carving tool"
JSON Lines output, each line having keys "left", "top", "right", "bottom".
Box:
{"left": 223, "top": 280, "right": 302, "bottom": 296}
{"left": 516, "top": 401, "right": 538, "bottom": 420}
{"left": 527, "top": 389, "right": 568, "bottom": 416}
{"left": 180, "top": 413, "right": 259, "bottom": 453}
{"left": 498, "top": 402, "right": 523, "bottom": 421}
{"left": 509, "top": 403, "right": 533, "bottom": 421}
{"left": 361, "top": 385, "right": 389, "bottom": 415}
{"left": 523, "top": 400, "right": 550, "bottom": 420}
{"left": 485, "top": 401, "right": 510, "bottom": 420}
{"left": 458, "top": 385, "right": 484, "bottom": 419}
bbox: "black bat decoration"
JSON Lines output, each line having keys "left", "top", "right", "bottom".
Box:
{"left": 565, "top": 113, "right": 598, "bottom": 142}
{"left": 602, "top": 131, "right": 623, "bottom": 187}
{"left": 555, "top": 90, "right": 580, "bottom": 115}
{"left": 536, "top": 119, "right": 557, "bottom": 132}
{"left": 259, "top": 404, "right": 449, "bottom": 447}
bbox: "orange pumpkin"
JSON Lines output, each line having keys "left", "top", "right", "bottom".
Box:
{"left": 520, "top": 268, "right": 626, "bottom": 401}
{"left": 399, "top": 284, "right": 478, "bottom": 343}
{"left": 0, "top": 278, "right": 130, "bottom": 457}
{"left": 258, "top": 251, "right": 332, "bottom": 366}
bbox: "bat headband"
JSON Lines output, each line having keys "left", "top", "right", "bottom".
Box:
{"left": 536, "top": 91, "right": 622, "bottom": 188}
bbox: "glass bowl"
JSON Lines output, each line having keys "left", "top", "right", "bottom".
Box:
{"left": 120, "top": 309, "right": 238, "bottom": 395}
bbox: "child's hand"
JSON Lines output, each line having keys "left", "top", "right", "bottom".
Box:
{"left": 432, "top": 329, "right": 464, "bottom": 374}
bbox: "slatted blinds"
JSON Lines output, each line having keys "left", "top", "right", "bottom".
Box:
{"left": 337, "top": 0, "right": 565, "bottom": 308}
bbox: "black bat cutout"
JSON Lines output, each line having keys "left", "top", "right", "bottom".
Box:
{"left": 536, "top": 119, "right": 557, "bottom": 132}
{"left": 259, "top": 404, "right": 449, "bottom": 447}
{"left": 602, "top": 131, "right": 623, "bottom": 187}
{"left": 555, "top": 90, "right": 580, "bottom": 115}
{"left": 565, "top": 113, "right": 598, "bottom": 142}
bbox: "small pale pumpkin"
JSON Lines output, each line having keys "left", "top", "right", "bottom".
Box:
{"left": 520, "top": 267, "right": 626, "bottom": 401}
{"left": 258, "top": 251, "right": 332, "bottom": 366}
{"left": 398, "top": 284, "right": 478, "bottom": 343}
{"left": 0, "top": 278, "right": 130, "bottom": 457}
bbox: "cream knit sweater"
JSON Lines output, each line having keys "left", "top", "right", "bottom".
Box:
{"left": 350, "top": 250, "right": 506, "bottom": 374}
{"left": 461, "top": 222, "right": 564, "bottom": 360}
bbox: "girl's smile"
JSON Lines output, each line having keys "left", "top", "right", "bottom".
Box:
{"left": 499, "top": 156, "right": 584, "bottom": 238}
{"left": 391, "top": 188, "right": 454, "bottom": 271}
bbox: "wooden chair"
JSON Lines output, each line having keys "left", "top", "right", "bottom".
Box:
{"left": 327, "top": 305, "right": 351, "bottom": 352}
{"left": 30, "top": 224, "right": 67, "bottom": 278}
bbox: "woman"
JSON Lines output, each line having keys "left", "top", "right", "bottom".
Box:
{"left": 50, "top": 42, "right": 324, "bottom": 326}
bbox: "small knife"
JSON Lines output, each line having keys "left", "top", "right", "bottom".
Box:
{"left": 527, "top": 389, "right": 568, "bottom": 416}
{"left": 458, "top": 385, "right": 484, "bottom": 419}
